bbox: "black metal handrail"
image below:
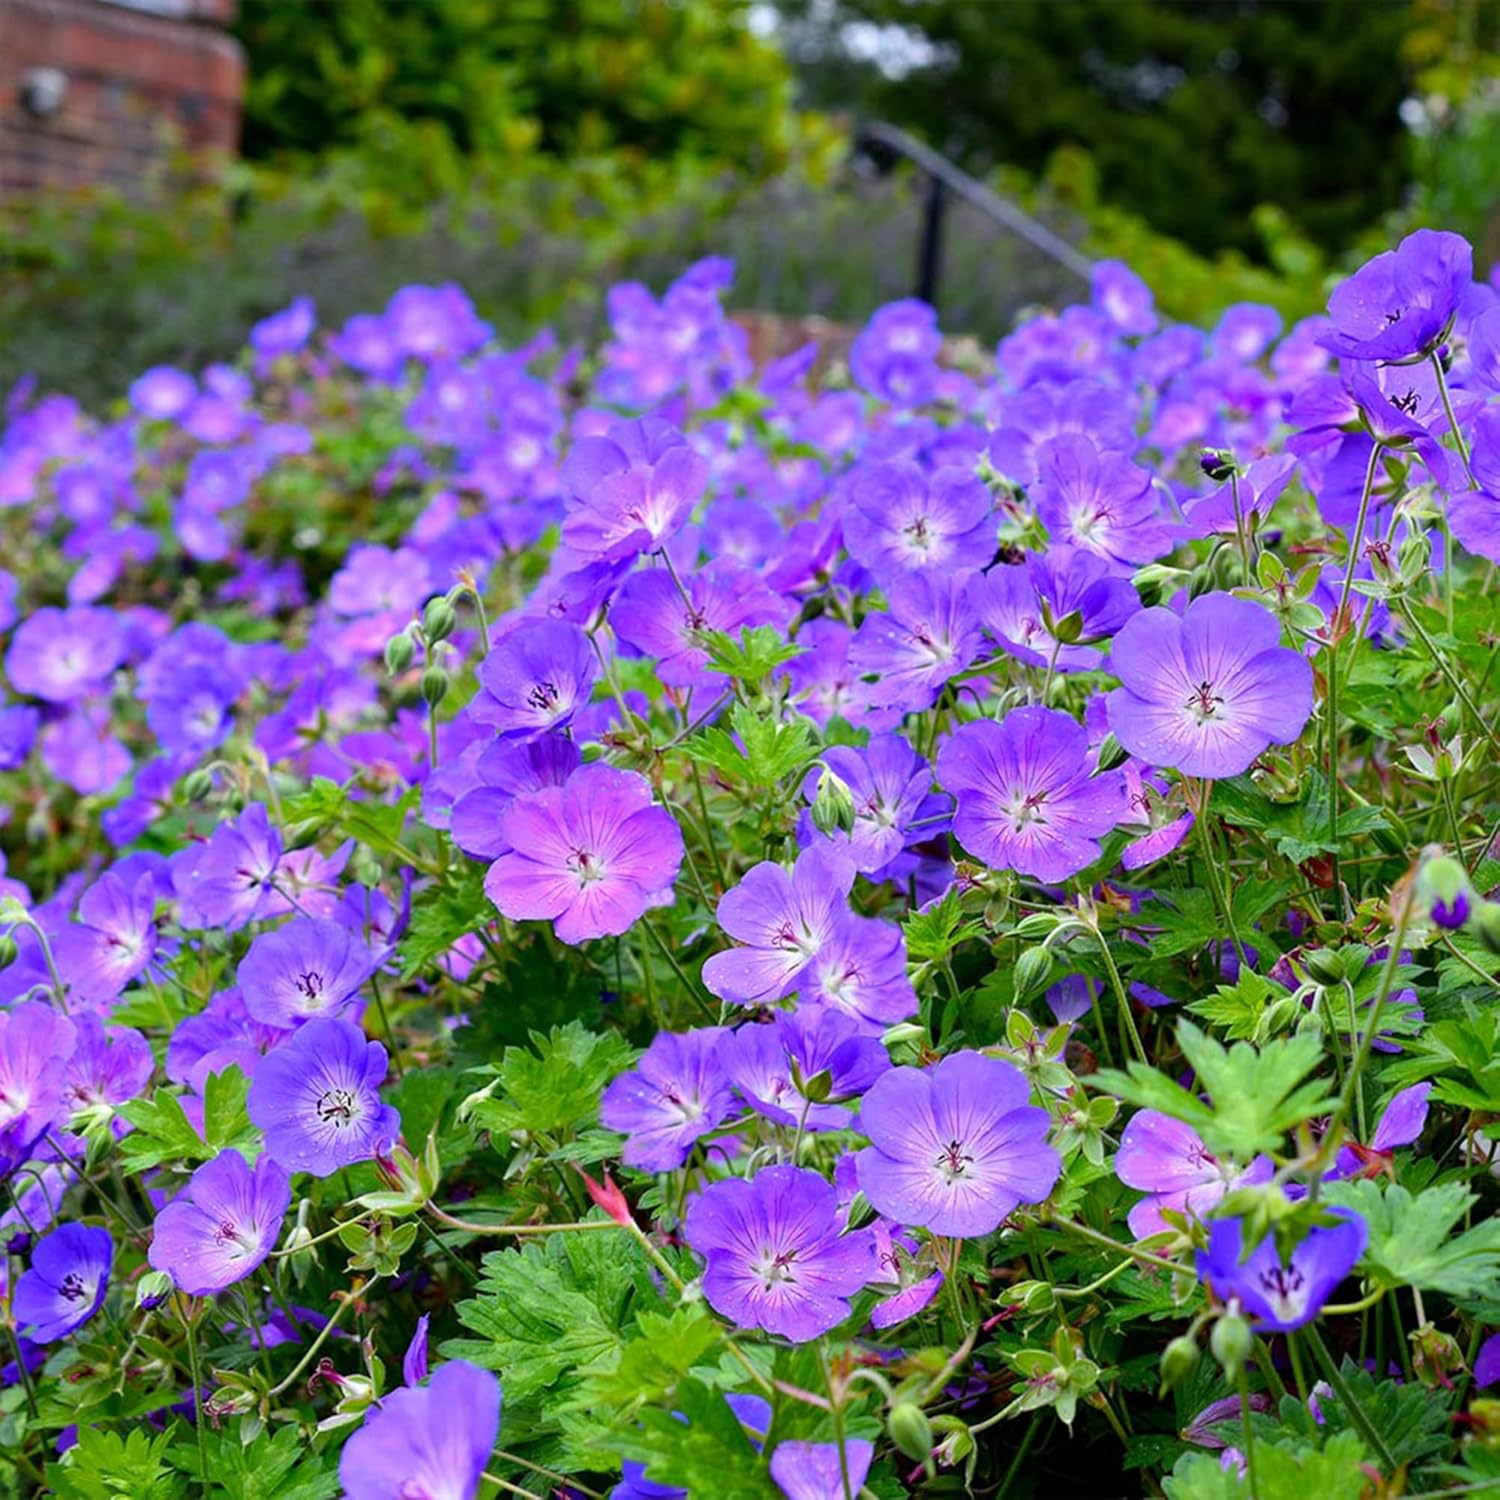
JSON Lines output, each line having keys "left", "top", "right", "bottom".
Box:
{"left": 854, "top": 121, "right": 1096, "bottom": 309}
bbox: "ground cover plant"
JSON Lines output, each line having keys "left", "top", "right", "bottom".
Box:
{"left": 1, "top": 231, "right": 1500, "bottom": 1499}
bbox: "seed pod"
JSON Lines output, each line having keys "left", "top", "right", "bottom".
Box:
{"left": 1210, "top": 1312, "right": 1253, "bottom": 1377}
{"left": 1013, "top": 945, "right": 1054, "bottom": 1002}
{"left": 1158, "top": 1334, "right": 1200, "bottom": 1395}
{"left": 421, "top": 665, "right": 449, "bottom": 707}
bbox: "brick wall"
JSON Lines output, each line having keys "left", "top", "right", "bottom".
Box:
{"left": 0, "top": 0, "right": 243, "bottom": 197}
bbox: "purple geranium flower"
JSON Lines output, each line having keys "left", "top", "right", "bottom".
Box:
{"left": 0, "top": 1002, "right": 76, "bottom": 1175}
{"left": 470, "top": 619, "right": 599, "bottom": 740}
{"left": 1115, "top": 1111, "right": 1274, "bottom": 1239}
{"left": 1032, "top": 436, "right": 1173, "bottom": 572}
{"left": 684, "top": 1164, "right": 876, "bottom": 1341}
{"left": 148, "top": 1150, "right": 291, "bottom": 1295}
{"left": 1106, "top": 592, "right": 1314, "bottom": 779}
{"left": 1328, "top": 1082, "right": 1431, "bottom": 1180}
{"left": 936, "top": 708, "right": 1127, "bottom": 882}
{"left": 1319, "top": 229, "right": 1471, "bottom": 363}
{"left": 237, "top": 918, "right": 377, "bottom": 1028}
{"left": 722, "top": 1010, "right": 889, "bottom": 1132}
{"left": 969, "top": 547, "right": 1140, "bottom": 674}
{"left": 59, "top": 1013, "right": 153, "bottom": 1125}
{"left": 802, "top": 734, "right": 938, "bottom": 875}
{"left": 1092, "top": 260, "right": 1157, "bottom": 337}
{"left": 172, "top": 803, "right": 284, "bottom": 931}
{"left": 247, "top": 1017, "right": 400, "bottom": 1176}
{"left": 848, "top": 572, "right": 983, "bottom": 714}
{"left": 449, "top": 733, "right": 581, "bottom": 860}
{"left": 842, "top": 460, "right": 993, "bottom": 583}
{"left": 599, "top": 1027, "right": 736, "bottom": 1171}
{"left": 53, "top": 871, "right": 158, "bottom": 1007}
{"left": 856, "top": 1051, "right": 1061, "bottom": 1237}
{"left": 849, "top": 299, "right": 942, "bottom": 406}
{"left": 484, "top": 764, "right": 683, "bottom": 944}
{"left": 702, "top": 846, "right": 854, "bottom": 1004}
{"left": 801, "top": 914, "right": 919, "bottom": 1032}
{"left": 1197, "top": 1209, "right": 1367, "bottom": 1332}
{"left": 6, "top": 606, "right": 124, "bottom": 702}
{"left": 339, "top": 1359, "right": 501, "bottom": 1500}
{"left": 561, "top": 417, "right": 708, "bottom": 561}
{"left": 770, "top": 1438, "right": 876, "bottom": 1500}
{"left": 12, "top": 1223, "right": 111, "bottom": 1341}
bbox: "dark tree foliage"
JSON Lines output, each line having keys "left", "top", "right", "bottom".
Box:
{"left": 774, "top": 0, "right": 1419, "bottom": 256}
{"left": 234, "top": 0, "right": 795, "bottom": 173}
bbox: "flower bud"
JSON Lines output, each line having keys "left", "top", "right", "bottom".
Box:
{"left": 135, "top": 1269, "right": 174, "bottom": 1311}
{"left": 182, "top": 768, "right": 215, "bottom": 803}
{"left": 1411, "top": 1323, "right": 1464, "bottom": 1389}
{"left": 0, "top": 934, "right": 18, "bottom": 971}
{"left": 1050, "top": 608, "right": 1085, "bottom": 645}
{"left": 384, "top": 631, "right": 416, "bottom": 676}
{"left": 422, "top": 596, "right": 458, "bottom": 644}
{"left": 1158, "top": 1334, "right": 1200, "bottom": 1395}
{"left": 1013, "top": 945, "right": 1054, "bottom": 1002}
{"left": 420, "top": 665, "right": 449, "bottom": 707}
{"left": 1200, "top": 449, "right": 1239, "bottom": 482}
{"left": 1210, "top": 1312, "right": 1253, "bottom": 1378}
{"left": 887, "top": 1402, "right": 934, "bottom": 1464}
{"left": 1092, "top": 732, "right": 1129, "bottom": 774}
{"left": 1417, "top": 852, "right": 1472, "bottom": 931}
{"left": 1303, "top": 948, "right": 1346, "bottom": 986}
{"left": 810, "top": 766, "right": 857, "bottom": 836}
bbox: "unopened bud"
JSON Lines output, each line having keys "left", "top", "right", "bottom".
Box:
{"left": 1411, "top": 1323, "right": 1464, "bottom": 1389}
{"left": 1050, "top": 609, "right": 1084, "bottom": 645}
{"left": 1013, "top": 946, "right": 1054, "bottom": 1003}
{"left": 1211, "top": 1312, "right": 1253, "bottom": 1377}
{"left": 887, "top": 1402, "right": 934, "bottom": 1464}
{"left": 0, "top": 935, "right": 18, "bottom": 970}
{"left": 1477, "top": 901, "right": 1500, "bottom": 956}
{"left": 810, "top": 766, "right": 857, "bottom": 836}
{"left": 1159, "top": 1334, "right": 1200, "bottom": 1395}
{"left": 182, "top": 768, "right": 215, "bottom": 803}
{"left": 1200, "top": 449, "right": 1239, "bottom": 482}
{"left": 135, "top": 1269, "right": 174, "bottom": 1311}
{"left": 1303, "top": 948, "right": 1346, "bottom": 986}
{"left": 1093, "top": 732, "right": 1129, "bottom": 774}
{"left": 384, "top": 631, "right": 416, "bottom": 676}
{"left": 422, "top": 597, "right": 457, "bottom": 644}
{"left": 420, "top": 665, "right": 448, "bottom": 707}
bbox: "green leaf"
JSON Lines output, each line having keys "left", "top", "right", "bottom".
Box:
{"left": 115, "top": 1089, "right": 214, "bottom": 1174}
{"left": 1185, "top": 970, "right": 1288, "bottom": 1042}
{"left": 701, "top": 625, "right": 804, "bottom": 688}
{"left": 1091, "top": 1021, "right": 1333, "bottom": 1161}
{"left": 47, "top": 1427, "right": 184, "bottom": 1500}
{"left": 166, "top": 1423, "right": 340, "bottom": 1499}
{"left": 1324, "top": 1179, "right": 1500, "bottom": 1297}
{"left": 397, "top": 861, "right": 491, "bottom": 981}
{"left": 464, "top": 1021, "right": 634, "bottom": 1137}
{"left": 201, "top": 1066, "right": 256, "bottom": 1156}
{"left": 578, "top": 1305, "right": 721, "bottom": 1409}
{"left": 903, "top": 887, "right": 981, "bottom": 964}
{"left": 1133, "top": 880, "right": 1292, "bottom": 958}
{"left": 604, "top": 1377, "right": 774, "bottom": 1499}
{"left": 1164, "top": 1430, "right": 1370, "bottom": 1500}
{"left": 1294, "top": 1359, "right": 1453, "bottom": 1467}
{"left": 685, "top": 703, "right": 814, "bottom": 790}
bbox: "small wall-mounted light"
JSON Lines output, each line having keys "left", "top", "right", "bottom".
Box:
{"left": 20, "top": 68, "right": 69, "bottom": 118}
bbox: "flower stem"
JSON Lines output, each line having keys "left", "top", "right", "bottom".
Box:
{"left": 1430, "top": 350, "right": 1477, "bottom": 490}
{"left": 1191, "top": 781, "right": 1250, "bottom": 967}
{"left": 179, "top": 1296, "right": 209, "bottom": 1494}
{"left": 265, "top": 1283, "right": 369, "bottom": 1399}
{"left": 1236, "top": 1366, "right": 1261, "bottom": 1500}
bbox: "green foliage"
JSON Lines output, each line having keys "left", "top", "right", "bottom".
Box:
{"left": 463, "top": 1021, "right": 634, "bottom": 1137}
{"left": 47, "top": 1428, "right": 183, "bottom": 1500}
{"left": 1295, "top": 1360, "right": 1453, "bottom": 1468}
{"left": 1091, "top": 1022, "right": 1334, "bottom": 1161}
{"left": 685, "top": 701, "right": 817, "bottom": 790}
{"left": 1164, "top": 1430, "right": 1370, "bottom": 1500}
{"left": 1325, "top": 1179, "right": 1500, "bottom": 1297}
{"left": 398, "top": 861, "right": 492, "bottom": 981}
{"left": 605, "top": 1377, "right": 775, "bottom": 1498}
{"left": 116, "top": 1068, "right": 255, "bottom": 1173}
{"left": 165, "top": 1425, "right": 341, "bottom": 1500}
{"left": 237, "top": 0, "right": 799, "bottom": 179}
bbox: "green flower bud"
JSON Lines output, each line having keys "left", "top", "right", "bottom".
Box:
{"left": 0, "top": 934, "right": 19, "bottom": 970}
{"left": 1050, "top": 608, "right": 1085, "bottom": 645}
{"left": 810, "top": 766, "right": 857, "bottom": 836}
{"left": 422, "top": 596, "right": 458, "bottom": 644}
{"left": 1303, "top": 947, "right": 1346, "bottom": 986}
{"left": 182, "top": 768, "right": 215, "bottom": 803}
{"left": 1158, "top": 1334, "right": 1200, "bottom": 1395}
{"left": 1210, "top": 1312, "right": 1253, "bottom": 1377}
{"left": 421, "top": 665, "right": 449, "bottom": 707}
{"left": 1013, "top": 945, "right": 1054, "bottom": 1002}
{"left": 384, "top": 631, "right": 416, "bottom": 676}
{"left": 886, "top": 1402, "right": 934, "bottom": 1464}
{"left": 134, "top": 1269, "right": 174, "bottom": 1311}
{"left": 1476, "top": 900, "right": 1500, "bottom": 956}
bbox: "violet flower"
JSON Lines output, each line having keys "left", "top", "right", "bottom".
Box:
{"left": 1106, "top": 592, "right": 1314, "bottom": 779}
{"left": 247, "top": 1017, "right": 400, "bottom": 1176}
{"left": 148, "top": 1150, "right": 291, "bottom": 1296}
{"left": 12, "top": 1223, "right": 111, "bottom": 1342}
{"left": 1114, "top": 1110, "right": 1274, "bottom": 1239}
{"left": 339, "top": 1358, "right": 501, "bottom": 1500}
{"left": 484, "top": 764, "right": 683, "bottom": 945}
{"left": 702, "top": 846, "right": 854, "bottom": 1005}
{"left": 1327, "top": 1082, "right": 1431, "bottom": 1180}
{"left": 801, "top": 733, "right": 939, "bottom": 875}
{"left": 1197, "top": 1209, "right": 1367, "bottom": 1331}
{"left": 684, "top": 1164, "right": 877, "bottom": 1341}
{"left": 856, "top": 1051, "right": 1061, "bottom": 1237}
{"left": 848, "top": 572, "right": 984, "bottom": 714}
{"left": 1319, "top": 229, "right": 1471, "bottom": 363}
{"left": 0, "top": 1002, "right": 76, "bottom": 1175}
{"left": 599, "top": 1027, "right": 736, "bottom": 1172}
{"left": 842, "top": 460, "right": 994, "bottom": 583}
{"left": 722, "top": 1010, "right": 889, "bottom": 1132}
{"left": 237, "top": 917, "right": 377, "bottom": 1028}
{"left": 770, "top": 1438, "right": 876, "bottom": 1500}
{"left": 936, "top": 708, "right": 1127, "bottom": 882}
{"left": 1032, "top": 435, "right": 1173, "bottom": 572}
{"left": 470, "top": 619, "right": 600, "bottom": 741}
